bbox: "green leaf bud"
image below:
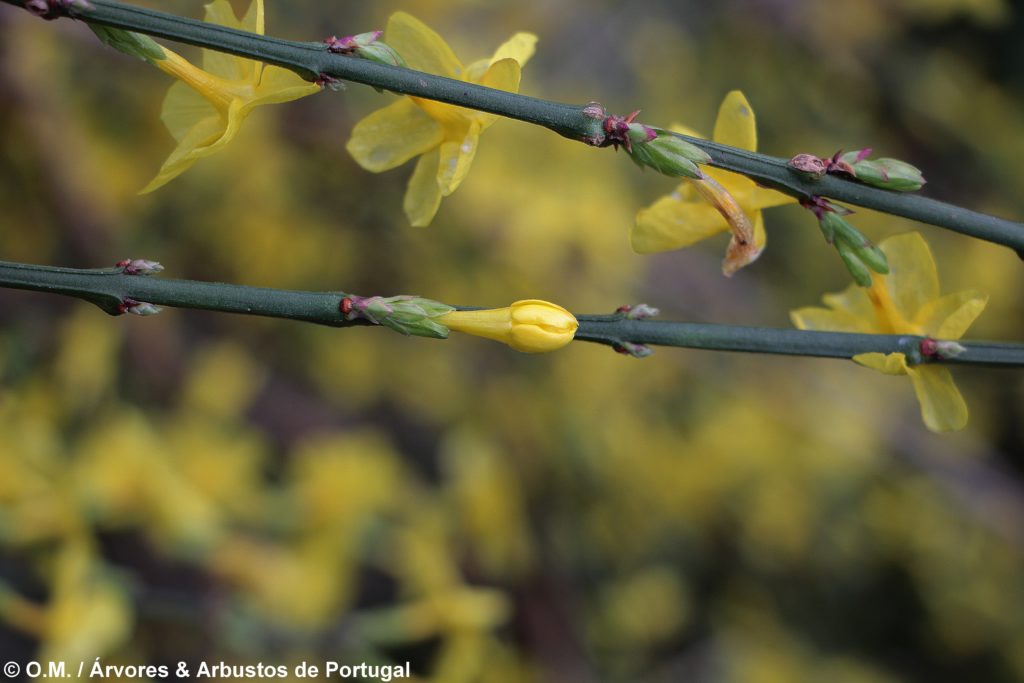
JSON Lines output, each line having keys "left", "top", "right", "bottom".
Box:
{"left": 89, "top": 24, "right": 165, "bottom": 63}
{"left": 836, "top": 242, "right": 872, "bottom": 287}
{"left": 840, "top": 151, "right": 926, "bottom": 192}
{"left": 355, "top": 42, "right": 406, "bottom": 68}
{"left": 343, "top": 295, "right": 453, "bottom": 339}
{"left": 629, "top": 133, "right": 708, "bottom": 179}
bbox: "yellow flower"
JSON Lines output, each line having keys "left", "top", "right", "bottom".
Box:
{"left": 140, "top": 0, "right": 321, "bottom": 193}
{"left": 439, "top": 300, "right": 577, "bottom": 353}
{"left": 632, "top": 91, "right": 796, "bottom": 274}
{"left": 791, "top": 233, "right": 988, "bottom": 432}
{"left": 346, "top": 13, "right": 537, "bottom": 227}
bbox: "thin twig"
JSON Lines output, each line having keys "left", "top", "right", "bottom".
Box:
{"left": 2, "top": 260, "right": 1022, "bottom": 366}
{"left": 3, "top": 0, "right": 1021, "bottom": 252}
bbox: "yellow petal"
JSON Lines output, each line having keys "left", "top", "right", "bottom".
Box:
{"left": 154, "top": 50, "right": 234, "bottom": 111}
{"left": 465, "top": 33, "right": 537, "bottom": 81}
{"left": 475, "top": 58, "right": 521, "bottom": 127}
{"left": 437, "top": 121, "right": 481, "bottom": 196}
{"left": 251, "top": 65, "right": 321, "bottom": 106}
{"left": 242, "top": 0, "right": 264, "bottom": 35}
{"left": 464, "top": 57, "right": 491, "bottom": 82}
{"left": 468, "top": 31, "right": 540, "bottom": 80}
{"left": 440, "top": 307, "right": 512, "bottom": 345}
{"left": 140, "top": 115, "right": 225, "bottom": 193}
{"left": 879, "top": 232, "right": 940, "bottom": 322}
{"left": 347, "top": 99, "right": 443, "bottom": 173}
{"left": 508, "top": 299, "right": 577, "bottom": 353}
{"left": 387, "top": 12, "right": 463, "bottom": 78}
{"left": 411, "top": 97, "right": 473, "bottom": 131}
{"left": 917, "top": 290, "right": 988, "bottom": 339}
{"left": 790, "top": 307, "right": 873, "bottom": 333}
{"left": 668, "top": 122, "right": 703, "bottom": 139}
{"left": 703, "top": 167, "right": 752, "bottom": 201}
{"left": 632, "top": 196, "right": 728, "bottom": 254}
{"left": 201, "top": 0, "right": 261, "bottom": 82}
{"left": 161, "top": 81, "right": 218, "bottom": 142}
{"left": 670, "top": 180, "right": 699, "bottom": 201}
{"left": 906, "top": 365, "right": 968, "bottom": 432}
{"left": 853, "top": 352, "right": 909, "bottom": 376}
{"left": 204, "top": 97, "right": 247, "bottom": 153}
{"left": 141, "top": 99, "right": 246, "bottom": 194}
{"left": 752, "top": 208, "right": 766, "bottom": 252}
{"left": 489, "top": 32, "right": 538, "bottom": 67}
{"left": 822, "top": 283, "right": 875, "bottom": 322}
{"left": 746, "top": 184, "right": 798, "bottom": 211}
{"left": 404, "top": 148, "right": 443, "bottom": 227}
{"left": 713, "top": 90, "right": 757, "bottom": 151}
{"left": 479, "top": 58, "right": 522, "bottom": 93}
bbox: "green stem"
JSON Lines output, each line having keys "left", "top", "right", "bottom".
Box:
{"left": 6, "top": 0, "right": 1023, "bottom": 253}
{"left": 575, "top": 314, "right": 1024, "bottom": 367}
{"left": 3, "top": 260, "right": 1022, "bottom": 366}
{"left": 0, "top": 261, "right": 359, "bottom": 326}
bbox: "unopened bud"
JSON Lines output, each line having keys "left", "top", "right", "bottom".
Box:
{"left": 835, "top": 242, "right": 873, "bottom": 288}
{"left": 839, "top": 150, "right": 925, "bottom": 192}
{"left": 851, "top": 238, "right": 889, "bottom": 275}
{"left": 26, "top": 0, "right": 92, "bottom": 19}
{"left": 788, "top": 153, "right": 828, "bottom": 180}
{"left": 315, "top": 74, "right": 345, "bottom": 91}
{"left": 935, "top": 340, "right": 966, "bottom": 359}
{"left": 117, "top": 258, "right": 164, "bottom": 275}
{"left": 439, "top": 300, "right": 577, "bottom": 353}
{"left": 324, "top": 31, "right": 377, "bottom": 52}
{"left": 629, "top": 132, "right": 709, "bottom": 179}
{"left": 343, "top": 294, "right": 453, "bottom": 339}
{"left": 356, "top": 42, "right": 405, "bottom": 67}
{"left": 920, "top": 338, "right": 967, "bottom": 360}
{"left": 616, "top": 303, "right": 660, "bottom": 320}
{"left": 119, "top": 299, "right": 161, "bottom": 316}
{"left": 801, "top": 195, "right": 852, "bottom": 222}
{"left": 817, "top": 211, "right": 841, "bottom": 244}
{"left": 325, "top": 31, "right": 406, "bottom": 68}
{"left": 818, "top": 213, "right": 888, "bottom": 286}
{"left": 89, "top": 25, "right": 165, "bottom": 62}
{"left": 582, "top": 102, "right": 606, "bottom": 119}
{"left": 626, "top": 123, "right": 658, "bottom": 148}
{"left": 614, "top": 341, "right": 653, "bottom": 358}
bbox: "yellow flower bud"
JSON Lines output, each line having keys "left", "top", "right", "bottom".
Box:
{"left": 438, "top": 300, "right": 578, "bottom": 353}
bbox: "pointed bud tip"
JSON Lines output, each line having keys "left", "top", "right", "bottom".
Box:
{"left": 836, "top": 151, "right": 925, "bottom": 192}
{"left": 921, "top": 338, "right": 966, "bottom": 360}
{"left": 118, "top": 298, "right": 162, "bottom": 316}
{"left": 345, "top": 294, "right": 453, "bottom": 338}
{"left": 789, "top": 153, "right": 828, "bottom": 179}
{"left": 118, "top": 258, "right": 164, "bottom": 275}
{"left": 582, "top": 102, "right": 606, "bottom": 119}
{"left": 614, "top": 341, "right": 653, "bottom": 358}
{"left": 629, "top": 134, "right": 707, "bottom": 178}
{"left": 618, "top": 303, "right": 660, "bottom": 320}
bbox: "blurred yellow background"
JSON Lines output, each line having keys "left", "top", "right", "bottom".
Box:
{"left": 1, "top": 0, "right": 1024, "bottom": 681}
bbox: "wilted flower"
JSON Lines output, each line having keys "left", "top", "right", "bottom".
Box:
{"left": 633, "top": 91, "right": 797, "bottom": 274}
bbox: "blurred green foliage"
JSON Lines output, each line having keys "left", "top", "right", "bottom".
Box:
{"left": 1, "top": 0, "right": 1024, "bottom": 681}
